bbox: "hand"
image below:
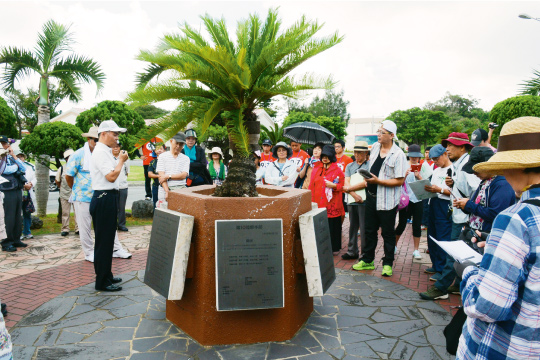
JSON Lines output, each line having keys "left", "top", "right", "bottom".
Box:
{"left": 7, "top": 146, "right": 13, "bottom": 156}
{"left": 281, "top": 175, "right": 289, "bottom": 181}
{"left": 141, "top": 155, "right": 148, "bottom": 161}
{"left": 159, "top": 174, "right": 169, "bottom": 184}
{"left": 24, "top": 183, "right": 32, "bottom": 190}
{"left": 424, "top": 184, "right": 440, "bottom": 193}
{"left": 453, "top": 198, "right": 469, "bottom": 209}
{"left": 119, "top": 150, "right": 129, "bottom": 162}
{"left": 304, "top": 158, "right": 309, "bottom": 165}
{"left": 454, "top": 260, "right": 477, "bottom": 278}
{"left": 414, "top": 171, "right": 422, "bottom": 180}
{"left": 351, "top": 192, "right": 363, "bottom": 203}
{"left": 405, "top": 169, "right": 411, "bottom": 177}
{"left": 296, "top": 166, "right": 302, "bottom": 172}
{"left": 445, "top": 176, "right": 454, "bottom": 188}
{"left": 365, "top": 173, "right": 379, "bottom": 184}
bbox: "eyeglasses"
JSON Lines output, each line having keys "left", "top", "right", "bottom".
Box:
{"left": 376, "top": 130, "right": 391, "bottom": 135}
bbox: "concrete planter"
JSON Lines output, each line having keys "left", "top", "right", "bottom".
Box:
{"left": 166, "top": 185, "right": 313, "bottom": 345}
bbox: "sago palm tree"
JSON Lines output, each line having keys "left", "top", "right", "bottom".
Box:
{"left": 0, "top": 19, "right": 105, "bottom": 216}
{"left": 127, "top": 8, "right": 342, "bottom": 197}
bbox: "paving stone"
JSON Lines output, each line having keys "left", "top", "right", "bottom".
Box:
{"left": 10, "top": 325, "right": 44, "bottom": 346}
{"left": 48, "top": 310, "right": 115, "bottom": 330}
{"left": 337, "top": 294, "right": 363, "bottom": 306}
{"left": 321, "top": 296, "right": 348, "bottom": 306}
{"left": 325, "top": 347, "right": 345, "bottom": 359}
{"left": 135, "top": 318, "right": 171, "bottom": 338}
{"left": 337, "top": 305, "right": 377, "bottom": 318}
{"left": 77, "top": 295, "right": 115, "bottom": 308}
{"left": 390, "top": 341, "right": 418, "bottom": 360}
{"left": 17, "top": 297, "right": 76, "bottom": 326}
{"left": 325, "top": 287, "right": 355, "bottom": 296}
{"left": 266, "top": 343, "right": 311, "bottom": 359}
{"left": 419, "top": 308, "right": 453, "bottom": 326}
{"left": 133, "top": 336, "right": 168, "bottom": 352}
{"left": 119, "top": 278, "right": 146, "bottom": 289}
{"left": 130, "top": 352, "right": 166, "bottom": 360}
{"left": 297, "top": 352, "right": 335, "bottom": 359}
{"left": 218, "top": 343, "right": 268, "bottom": 360}
{"left": 394, "top": 289, "right": 422, "bottom": 301}
{"left": 371, "top": 312, "right": 410, "bottom": 323}
{"left": 55, "top": 330, "right": 86, "bottom": 345}
{"left": 35, "top": 341, "right": 130, "bottom": 360}
{"left": 109, "top": 301, "right": 150, "bottom": 317}
{"left": 12, "top": 345, "right": 36, "bottom": 360}
{"left": 314, "top": 305, "right": 338, "bottom": 316}
{"left": 401, "top": 306, "right": 424, "bottom": 320}
{"left": 307, "top": 316, "right": 337, "bottom": 329}
{"left": 411, "top": 346, "right": 442, "bottom": 360}
{"left": 66, "top": 304, "right": 95, "bottom": 317}
{"left": 290, "top": 329, "right": 320, "bottom": 349}
{"left": 83, "top": 327, "right": 135, "bottom": 342}
{"left": 365, "top": 338, "right": 398, "bottom": 353}
{"left": 306, "top": 325, "right": 338, "bottom": 337}
{"left": 103, "top": 315, "right": 142, "bottom": 328}
{"left": 368, "top": 319, "right": 430, "bottom": 337}
{"left": 101, "top": 297, "right": 137, "bottom": 310}
{"left": 400, "top": 329, "right": 429, "bottom": 346}
{"left": 311, "top": 331, "right": 341, "bottom": 349}
{"left": 165, "top": 353, "right": 191, "bottom": 360}
{"left": 126, "top": 293, "right": 156, "bottom": 303}
{"left": 167, "top": 325, "right": 184, "bottom": 336}
{"left": 34, "top": 329, "right": 60, "bottom": 346}
{"left": 337, "top": 315, "right": 373, "bottom": 328}
{"left": 371, "top": 290, "right": 398, "bottom": 299}
{"left": 339, "top": 330, "right": 378, "bottom": 344}
{"left": 152, "top": 337, "right": 189, "bottom": 352}
{"left": 343, "top": 341, "right": 378, "bottom": 358}
{"left": 433, "top": 345, "right": 455, "bottom": 360}
{"left": 360, "top": 297, "right": 417, "bottom": 307}
{"left": 381, "top": 307, "right": 408, "bottom": 319}
{"left": 425, "top": 326, "right": 447, "bottom": 347}
{"left": 416, "top": 301, "right": 449, "bottom": 312}
{"left": 196, "top": 349, "right": 221, "bottom": 360}
{"left": 146, "top": 309, "right": 166, "bottom": 320}
{"left": 341, "top": 281, "right": 373, "bottom": 291}
{"left": 62, "top": 323, "right": 102, "bottom": 334}
{"left": 342, "top": 325, "right": 383, "bottom": 337}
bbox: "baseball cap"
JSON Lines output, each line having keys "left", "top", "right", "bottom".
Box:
{"left": 429, "top": 144, "right": 446, "bottom": 159}
{"left": 97, "top": 120, "right": 127, "bottom": 135}
{"left": 463, "top": 147, "right": 494, "bottom": 174}
{"left": 262, "top": 139, "right": 272, "bottom": 146}
{"left": 172, "top": 132, "right": 186, "bottom": 143}
{"left": 0, "top": 135, "right": 8, "bottom": 143}
{"left": 470, "top": 128, "right": 488, "bottom": 146}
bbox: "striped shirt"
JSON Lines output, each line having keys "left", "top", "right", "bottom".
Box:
{"left": 458, "top": 187, "right": 540, "bottom": 360}
{"left": 368, "top": 142, "right": 407, "bottom": 210}
{"left": 156, "top": 151, "right": 190, "bottom": 197}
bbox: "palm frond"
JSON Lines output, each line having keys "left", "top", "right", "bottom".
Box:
{"left": 180, "top": 22, "right": 210, "bottom": 48}
{"left": 520, "top": 69, "right": 540, "bottom": 95}
{"left": 135, "top": 63, "right": 167, "bottom": 89}
{"left": 127, "top": 80, "right": 216, "bottom": 105}
{"left": 201, "top": 15, "right": 235, "bottom": 55}
{"left": 225, "top": 107, "right": 251, "bottom": 157}
{"left": 53, "top": 72, "right": 81, "bottom": 102}
{"left": 0, "top": 46, "right": 42, "bottom": 90}
{"left": 35, "top": 20, "right": 73, "bottom": 72}
{"left": 200, "top": 98, "right": 231, "bottom": 136}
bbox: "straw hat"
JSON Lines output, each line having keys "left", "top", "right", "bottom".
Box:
{"left": 473, "top": 116, "right": 540, "bottom": 174}
{"left": 81, "top": 126, "right": 99, "bottom": 139}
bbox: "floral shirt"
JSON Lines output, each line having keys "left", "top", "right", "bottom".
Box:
{"left": 64, "top": 147, "right": 93, "bottom": 203}
{"left": 468, "top": 177, "right": 493, "bottom": 230}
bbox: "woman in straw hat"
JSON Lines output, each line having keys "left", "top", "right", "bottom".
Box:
{"left": 454, "top": 116, "right": 540, "bottom": 360}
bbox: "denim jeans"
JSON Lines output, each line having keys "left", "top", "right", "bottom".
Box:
{"left": 22, "top": 208, "right": 32, "bottom": 236}
{"left": 435, "top": 222, "right": 466, "bottom": 292}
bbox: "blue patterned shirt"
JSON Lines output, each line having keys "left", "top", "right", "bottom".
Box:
{"left": 64, "top": 147, "right": 93, "bottom": 203}
{"left": 458, "top": 187, "right": 540, "bottom": 360}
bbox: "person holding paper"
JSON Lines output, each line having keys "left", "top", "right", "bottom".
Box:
{"left": 454, "top": 116, "right": 540, "bottom": 360}
{"left": 395, "top": 144, "right": 424, "bottom": 260}
{"left": 341, "top": 141, "right": 369, "bottom": 260}
{"left": 421, "top": 144, "right": 453, "bottom": 291}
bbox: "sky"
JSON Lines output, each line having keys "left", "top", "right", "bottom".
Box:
{"left": 2, "top": 0, "right": 540, "bottom": 122}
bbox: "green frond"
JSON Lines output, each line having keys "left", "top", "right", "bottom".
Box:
{"left": 135, "top": 63, "right": 167, "bottom": 89}
{"left": 0, "top": 46, "right": 42, "bottom": 90}
{"left": 180, "top": 22, "right": 210, "bottom": 48}
{"left": 201, "top": 15, "right": 235, "bottom": 54}
{"left": 50, "top": 54, "right": 105, "bottom": 93}
{"left": 200, "top": 98, "right": 231, "bottom": 136}
{"left": 53, "top": 72, "right": 81, "bottom": 102}
{"left": 35, "top": 20, "right": 73, "bottom": 72}
{"left": 520, "top": 69, "right": 540, "bottom": 96}
{"left": 127, "top": 80, "right": 216, "bottom": 106}
{"left": 225, "top": 107, "right": 251, "bottom": 157}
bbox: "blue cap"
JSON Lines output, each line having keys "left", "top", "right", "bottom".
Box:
{"left": 429, "top": 144, "right": 446, "bottom": 158}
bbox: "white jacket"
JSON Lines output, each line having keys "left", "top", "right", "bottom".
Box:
{"left": 263, "top": 159, "right": 298, "bottom": 187}
{"left": 23, "top": 162, "right": 37, "bottom": 205}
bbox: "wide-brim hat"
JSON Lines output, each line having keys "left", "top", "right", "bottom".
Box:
{"left": 209, "top": 147, "right": 224, "bottom": 158}
{"left": 441, "top": 132, "right": 474, "bottom": 149}
{"left": 63, "top": 149, "right": 75, "bottom": 159}
{"left": 272, "top": 141, "right": 292, "bottom": 158}
{"left": 407, "top": 144, "right": 423, "bottom": 158}
{"left": 81, "top": 126, "right": 99, "bottom": 139}
{"left": 321, "top": 144, "right": 337, "bottom": 163}
{"left": 474, "top": 116, "right": 540, "bottom": 174}
{"left": 353, "top": 141, "right": 369, "bottom": 152}
{"left": 463, "top": 147, "right": 494, "bottom": 174}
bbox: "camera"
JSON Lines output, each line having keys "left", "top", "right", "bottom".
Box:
{"left": 459, "top": 226, "right": 486, "bottom": 255}
{"left": 488, "top": 123, "right": 498, "bottom": 129}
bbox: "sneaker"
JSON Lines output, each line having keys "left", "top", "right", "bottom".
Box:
{"left": 381, "top": 265, "right": 393, "bottom": 277}
{"left": 341, "top": 253, "right": 358, "bottom": 260}
{"left": 61, "top": 231, "right": 69, "bottom": 237}
{"left": 352, "top": 260, "right": 375, "bottom": 271}
{"left": 412, "top": 250, "right": 422, "bottom": 260}
{"left": 145, "top": 196, "right": 152, "bottom": 201}
{"left": 419, "top": 286, "right": 449, "bottom": 300}
{"left": 406, "top": 219, "right": 412, "bottom": 224}
{"left": 430, "top": 272, "right": 442, "bottom": 282}
{"left": 113, "top": 249, "right": 132, "bottom": 259}
{"left": 24, "top": 234, "right": 34, "bottom": 239}
{"left": 448, "top": 284, "right": 461, "bottom": 295}
{"left": 424, "top": 267, "right": 436, "bottom": 274}
{"left": 85, "top": 253, "right": 94, "bottom": 263}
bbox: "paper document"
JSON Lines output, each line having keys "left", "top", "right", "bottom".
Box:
{"left": 347, "top": 172, "right": 366, "bottom": 204}
{"left": 420, "top": 162, "right": 433, "bottom": 179}
{"left": 408, "top": 180, "right": 437, "bottom": 201}
{"left": 430, "top": 236, "right": 483, "bottom": 264}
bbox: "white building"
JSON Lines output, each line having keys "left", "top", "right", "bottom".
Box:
{"left": 50, "top": 108, "right": 86, "bottom": 125}
{"left": 345, "top": 117, "right": 385, "bottom": 151}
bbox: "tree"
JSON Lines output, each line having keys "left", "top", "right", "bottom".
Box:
{"left": 288, "top": 89, "right": 350, "bottom": 125}
{"left": 519, "top": 69, "right": 540, "bottom": 96}
{"left": 489, "top": 95, "right": 540, "bottom": 143}
{"left": 387, "top": 107, "right": 450, "bottom": 148}
{"left": 127, "top": 9, "right": 342, "bottom": 197}
{"left": 19, "top": 122, "right": 85, "bottom": 168}
{"left": 282, "top": 111, "right": 347, "bottom": 141}
{"left": 76, "top": 100, "right": 146, "bottom": 158}
{"left": 0, "top": 19, "right": 105, "bottom": 217}
{"left": 0, "top": 96, "right": 17, "bottom": 138}
{"left": 260, "top": 123, "right": 287, "bottom": 146}
{"left": 134, "top": 104, "right": 169, "bottom": 119}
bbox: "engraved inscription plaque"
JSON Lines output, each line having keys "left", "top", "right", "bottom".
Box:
{"left": 144, "top": 208, "right": 194, "bottom": 300}
{"left": 215, "top": 219, "right": 284, "bottom": 311}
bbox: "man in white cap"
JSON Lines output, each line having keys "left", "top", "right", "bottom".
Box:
{"left": 352, "top": 120, "right": 407, "bottom": 277}
{"left": 65, "top": 125, "right": 132, "bottom": 262}
{"left": 56, "top": 149, "right": 78, "bottom": 236}
{"left": 90, "top": 120, "right": 129, "bottom": 291}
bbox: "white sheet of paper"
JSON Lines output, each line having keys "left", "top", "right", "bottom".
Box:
{"left": 408, "top": 180, "right": 437, "bottom": 200}
{"left": 0, "top": 176, "right": 8, "bottom": 185}
{"left": 429, "top": 236, "right": 483, "bottom": 264}
{"left": 420, "top": 162, "right": 433, "bottom": 179}
{"left": 347, "top": 172, "right": 366, "bottom": 204}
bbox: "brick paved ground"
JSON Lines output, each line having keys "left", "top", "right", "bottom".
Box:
{"left": 1, "top": 220, "right": 461, "bottom": 330}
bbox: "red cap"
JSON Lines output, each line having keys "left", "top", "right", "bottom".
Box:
{"left": 441, "top": 132, "right": 474, "bottom": 149}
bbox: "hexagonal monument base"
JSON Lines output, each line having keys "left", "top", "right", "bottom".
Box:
{"left": 166, "top": 185, "right": 313, "bottom": 345}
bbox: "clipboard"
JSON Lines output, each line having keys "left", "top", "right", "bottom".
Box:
{"left": 430, "top": 236, "right": 483, "bottom": 265}
{"left": 408, "top": 180, "right": 437, "bottom": 200}
{"left": 347, "top": 172, "right": 366, "bottom": 203}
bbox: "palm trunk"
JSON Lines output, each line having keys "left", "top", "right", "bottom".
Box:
{"left": 35, "top": 105, "right": 50, "bottom": 217}
{"left": 213, "top": 155, "right": 257, "bottom": 197}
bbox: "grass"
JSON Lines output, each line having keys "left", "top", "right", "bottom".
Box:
{"left": 128, "top": 166, "right": 146, "bottom": 182}
{"left": 30, "top": 213, "right": 154, "bottom": 236}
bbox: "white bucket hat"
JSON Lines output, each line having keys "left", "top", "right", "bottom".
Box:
{"left": 209, "top": 147, "right": 224, "bottom": 158}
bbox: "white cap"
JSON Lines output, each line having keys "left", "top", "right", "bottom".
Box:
{"left": 381, "top": 120, "right": 397, "bottom": 135}
{"left": 97, "top": 120, "right": 127, "bottom": 134}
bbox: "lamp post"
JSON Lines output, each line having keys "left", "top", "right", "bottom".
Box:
{"left": 519, "top": 14, "right": 540, "bottom": 22}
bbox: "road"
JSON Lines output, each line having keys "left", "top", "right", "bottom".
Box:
{"left": 46, "top": 185, "right": 147, "bottom": 214}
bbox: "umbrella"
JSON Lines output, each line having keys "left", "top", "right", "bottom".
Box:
{"left": 283, "top": 122, "right": 335, "bottom": 145}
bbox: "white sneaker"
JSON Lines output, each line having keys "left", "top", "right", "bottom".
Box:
{"left": 113, "top": 249, "right": 132, "bottom": 259}
{"left": 85, "top": 253, "right": 94, "bottom": 263}
{"left": 413, "top": 250, "right": 422, "bottom": 260}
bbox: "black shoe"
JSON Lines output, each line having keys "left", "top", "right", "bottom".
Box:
{"left": 117, "top": 226, "right": 129, "bottom": 232}
{"left": 13, "top": 242, "right": 28, "bottom": 248}
{"left": 97, "top": 284, "right": 122, "bottom": 292}
{"left": 341, "top": 253, "right": 358, "bottom": 260}
{"left": 111, "top": 277, "right": 122, "bottom": 284}
{"left": 75, "top": 231, "right": 79, "bottom": 235}
{"left": 2, "top": 246, "right": 16, "bottom": 252}
{"left": 61, "top": 232, "right": 69, "bottom": 236}
{"left": 1, "top": 303, "right": 6, "bottom": 317}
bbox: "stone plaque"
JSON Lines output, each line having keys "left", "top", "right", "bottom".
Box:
{"left": 215, "top": 219, "right": 284, "bottom": 311}
{"left": 299, "top": 208, "right": 336, "bottom": 296}
{"left": 144, "top": 208, "right": 194, "bottom": 300}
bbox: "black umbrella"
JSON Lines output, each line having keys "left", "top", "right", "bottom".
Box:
{"left": 283, "top": 122, "right": 335, "bottom": 145}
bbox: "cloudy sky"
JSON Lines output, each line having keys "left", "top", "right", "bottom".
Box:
{"left": 2, "top": 1, "right": 540, "bottom": 121}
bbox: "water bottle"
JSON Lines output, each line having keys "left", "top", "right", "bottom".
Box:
{"left": 333, "top": 176, "right": 339, "bottom": 184}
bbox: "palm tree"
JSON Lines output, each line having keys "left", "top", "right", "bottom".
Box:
{"left": 261, "top": 123, "right": 287, "bottom": 145}
{"left": 0, "top": 20, "right": 105, "bottom": 216}
{"left": 127, "top": 9, "right": 342, "bottom": 197}
{"left": 520, "top": 70, "right": 540, "bottom": 95}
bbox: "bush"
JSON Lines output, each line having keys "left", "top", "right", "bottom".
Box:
{"left": 490, "top": 95, "right": 540, "bottom": 142}
{"left": 20, "top": 122, "right": 85, "bottom": 162}
{"left": 0, "top": 96, "right": 17, "bottom": 138}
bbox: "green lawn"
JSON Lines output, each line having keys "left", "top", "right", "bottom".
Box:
{"left": 128, "top": 166, "right": 145, "bottom": 182}
{"left": 30, "top": 214, "right": 153, "bottom": 236}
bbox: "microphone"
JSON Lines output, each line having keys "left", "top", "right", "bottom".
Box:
{"left": 447, "top": 168, "right": 452, "bottom": 177}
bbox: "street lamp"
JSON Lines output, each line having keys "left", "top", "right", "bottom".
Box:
{"left": 519, "top": 13, "right": 540, "bottom": 22}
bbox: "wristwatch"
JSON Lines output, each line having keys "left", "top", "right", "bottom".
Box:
{"left": 440, "top": 188, "right": 444, "bottom": 194}
{"left": 168, "top": 175, "right": 172, "bottom": 180}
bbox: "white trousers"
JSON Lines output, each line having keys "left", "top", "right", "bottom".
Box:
{"left": 73, "top": 201, "right": 124, "bottom": 257}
